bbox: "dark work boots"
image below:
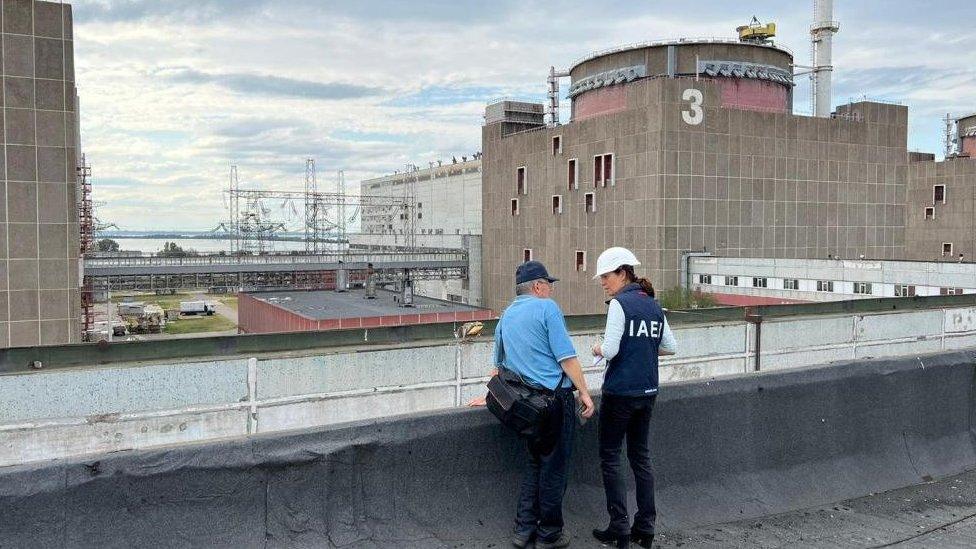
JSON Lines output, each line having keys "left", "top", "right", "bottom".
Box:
{"left": 592, "top": 528, "right": 629, "bottom": 548}
{"left": 630, "top": 528, "right": 654, "bottom": 548}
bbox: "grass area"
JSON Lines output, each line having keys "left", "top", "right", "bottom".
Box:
{"left": 111, "top": 293, "right": 236, "bottom": 313}
{"left": 163, "top": 314, "right": 237, "bottom": 335}
{"left": 112, "top": 292, "right": 192, "bottom": 312}
{"left": 657, "top": 288, "right": 718, "bottom": 310}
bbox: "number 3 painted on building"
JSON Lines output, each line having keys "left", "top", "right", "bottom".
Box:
{"left": 682, "top": 88, "right": 703, "bottom": 125}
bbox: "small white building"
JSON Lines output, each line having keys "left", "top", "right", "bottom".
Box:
{"left": 688, "top": 256, "right": 976, "bottom": 304}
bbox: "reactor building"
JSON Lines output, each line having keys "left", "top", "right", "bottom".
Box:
{"left": 480, "top": 9, "right": 916, "bottom": 314}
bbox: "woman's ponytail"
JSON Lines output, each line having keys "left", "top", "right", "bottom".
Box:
{"left": 637, "top": 277, "right": 655, "bottom": 298}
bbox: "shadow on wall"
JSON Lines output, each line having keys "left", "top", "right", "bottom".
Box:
{"left": 1, "top": 351, "right": 974, "bottom": 546}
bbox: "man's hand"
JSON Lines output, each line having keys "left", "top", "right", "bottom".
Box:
{"left": 591, "top": 343, "right": 603, "bottom": 357}
{"left": 578, "top": 391, "right": 595, "bottom": 418}
{"left": 467, "top": 395, "right": 487, "bottom": 407}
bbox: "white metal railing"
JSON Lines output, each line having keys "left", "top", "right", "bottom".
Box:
{"left": 810, "top": 21, "right": 840, "bottom": 32}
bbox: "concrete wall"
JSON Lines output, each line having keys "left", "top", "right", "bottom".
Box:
{"left": 1, "top": 0, "right": 81, "bottom": 347}
{"left": 905, "top": 156, "right": 976, "bottom": 260}
{"left": 482, "top": 76, "right": 909, "bottom": 315}
{"left": 4, "top": 303, "right": 976, "bottom": 467}
{"left": 3, "top": 351, "right": 974, "bottom": 547}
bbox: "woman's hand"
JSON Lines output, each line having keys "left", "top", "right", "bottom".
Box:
{"left": 591, "top": 343, "right": 603, "bottom": 357}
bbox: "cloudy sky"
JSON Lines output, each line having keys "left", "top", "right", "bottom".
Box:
{"left": 73, "top": 0, "right": 976, "bottom": 231}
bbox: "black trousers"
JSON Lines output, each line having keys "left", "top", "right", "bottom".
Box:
{"left": 514, "top": 389, "right": 576, "bottom": 543}
{"left": 599, "top": 393, "right": 657, "bottom": 535}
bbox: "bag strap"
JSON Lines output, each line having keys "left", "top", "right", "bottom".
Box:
{"left": 497, "top": 320, "right": 569, "bottom": 391}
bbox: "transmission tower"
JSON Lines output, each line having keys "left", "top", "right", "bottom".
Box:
{"left": 403, "top": 164, "right": 417, "bottom": 249}
{"left": 945, "top": 113, "right": 956, "bottom": 158}
{"left": 304, "top": 158, "right": 318, "bottom": 253}
{"left": 337, "top": 169, "right": 347, "bottom": 247}
{"left": 229, "top": 165, "right": 241, "bottom": 254}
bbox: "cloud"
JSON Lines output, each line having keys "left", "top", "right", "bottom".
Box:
{"left": 73, "top": 0, "right": 269, "bottom": 23}
{"left": 154, "top": 67, "right": 385, "bottom": 101}
{"left": 71, "top": 0, "right": 976, "bottom": 230}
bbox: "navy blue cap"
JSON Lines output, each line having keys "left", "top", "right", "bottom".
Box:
{"left": 516, "top": 260, "right": 559, "bottom": 285}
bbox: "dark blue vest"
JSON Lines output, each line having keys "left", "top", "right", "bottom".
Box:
{"left": 603, "top": 283, "right": 665, "bottom": 397}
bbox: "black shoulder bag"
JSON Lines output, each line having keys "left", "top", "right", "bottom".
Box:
{"left": 485, "top": 325, "right": 566, "bottom": 442}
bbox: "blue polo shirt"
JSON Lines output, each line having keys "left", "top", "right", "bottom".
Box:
{"left": 493, "top": 295, "right": 577, "bottom": 390}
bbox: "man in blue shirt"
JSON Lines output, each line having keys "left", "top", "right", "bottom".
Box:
{"left": 493, "top": 260, "right": 595, "bottom": 549}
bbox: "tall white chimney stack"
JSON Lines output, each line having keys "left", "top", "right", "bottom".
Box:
{"left": 810, "top": 0, "right": 840, "bottom": 117}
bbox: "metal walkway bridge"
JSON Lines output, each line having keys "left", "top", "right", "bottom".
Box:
{"left": 82, "top": 250, "right": 469, "bottom": 291}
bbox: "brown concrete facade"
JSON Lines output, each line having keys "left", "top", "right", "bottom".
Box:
{"left": 482, "top": 77, "right": 908, "bottom": 315}
{"left": 904, "top": 157, "right": 976, "bottom": 261}
{"left": 1, "top": 0, "right": 80, "bottom": 346}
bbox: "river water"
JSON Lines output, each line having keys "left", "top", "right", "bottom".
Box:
{"left": 112, "top": 238, "right": 311, "bottom": 254}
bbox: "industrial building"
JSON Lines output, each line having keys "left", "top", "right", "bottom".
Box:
{"left": 237, "top": 287, "right": 492, "bottom": 334}
{"left": 354, "top": 157, "right": 483, "bottom": 305}
{"left": 2, "top": 0, "right": 81, "bottom": 346}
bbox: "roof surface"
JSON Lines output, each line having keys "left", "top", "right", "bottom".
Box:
{"left": 247, "top": 288, "right": 485, "bottom": 320}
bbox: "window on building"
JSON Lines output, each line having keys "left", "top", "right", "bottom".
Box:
{"left": 523, "top": 249, "right": 532, "bottom": 262}
{"left": 584, "top": 192, "right": 596, "bottom": 213}
{"left": 418, "top": 212, "right": 423, "bottom": 219}
{"left": 817, "top": 280, "right": 834, "bottom": 292}
{"left": 784, "top": 279, "right": 799, "bottom": 290}
{"left": 568, "top": 158, "right": 578, "bottom": 190}
{"left": 417, "top": 202, "right": 423, "bottom": 208}
{"left": 895, "top": 284, "right": 916, "bottom": 297}
{"left": 924, "top": 207, "right": 935, "bottom": 220}
{"left": 943, "top": 242, "right": 953, "bottom": 256}
{"left": 698, "top": 274, "right": 712, "bottom": 284}
{"left": 552, "top": 135, "right": 562, "bottom": 155}
{"left": 575, "top": 251, "right": 586, "bottom": 272}
{"left": 853, "top": 282, "right": 872, "bottom": 295}
{"left": 934, "top": 184, "right": 946, "bottom": 204}
{"left": 752, "top": 277, "right": 768, "bottom": 288}
{"left": 511, "top": 198, "right": 519, "bottom": 216}
{"left": 941, "top": 287, "right": 964, "bottom": 296}
{"left": 593, "top": 153, "right": 615, "bottom": 187}
{"left": 447, "top": 294, "right": 464, "bottom": 303}
{"left": 516, "top": 166, "right": 527, "bottom": 195}
{"left": 551, "top": 195, "right": 563, "bottom": 214}
{"left": 725, "top": 276, "right": 739, "bottom": 286}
